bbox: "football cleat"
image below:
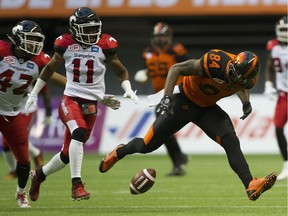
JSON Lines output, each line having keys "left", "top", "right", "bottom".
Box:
{"left": 71, "top": 182, "right": 90, "bottom": 201}
{"left": 167, "top": 154, "right": 189, "bottom": 176}
{"left": 29, "top": 170, "right": 45, "bottom": 201}
{"left": 99, "top": 144, "right": 124, "bottom": 173}
{"left": 33, "top": 151, "right": 44, "bottom": 169}
{"left": 16, "top": 192, "right": 31, "bottom": 208}
{"left": 166, "top": 165, "right": 186, "bottom": 176}
{"left": 5, "top": 171, "right": 17, "bottom": 180}
{"left": 246, "top": 172, "right": 277, "bottom": 201}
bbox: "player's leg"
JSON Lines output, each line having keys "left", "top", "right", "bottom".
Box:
{"left": 99, "top": 93, "right": 191, "bottom": 173}
{"left": 29, "top": 130, "right": 69, "bottom": 201}
{"left": 28, "top": 140, "right": 44, "bottom": 169}
{"left": 155, "top": 104, "right": 188, "bottom": 176}
{"left": 22, "top": 112, "right": 44, "bottom": 169}
{"left": 164, "top": 135, "right": 188, "bottom": 176}
{"left": 2, "top": 137, "right": 17, "bottom": 179}
{"left": 1, "top": 114, "right": 31, "bottom": 207}
{"left": 195, "top": 104, "right": 276, "bottom": 201}
{"left": 60, "top": 96, "right": 97, "bottom": 200}
{"left": 274, "top": 92, "right": 288, "bottom": 180}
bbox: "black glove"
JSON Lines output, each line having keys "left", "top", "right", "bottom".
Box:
{"left": 156, "top": 96, "right": 173, "bottom": 116}
{"left": 240, "top": 101, "right": 252, "bottom": 120}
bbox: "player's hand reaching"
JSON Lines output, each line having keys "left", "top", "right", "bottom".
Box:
{"left": 240, "top": 101, "right": 252, "bottom": 120}
{"left": 25, "top": 93, "right": 38, "bottom": 114}
{"left": 123, "top": 89, "right": 139, "bottom": 104}
{"left": 156, "top": 96, "right": 173, "bottom": 116}
{"left": 101, "top": 94, "right": 121, "bottom": 110}
{"left": 264, "top": 81, "right": 277, "bottom": 100}
{"left": 121, "top": 80, "right": 139, "bottom": 104}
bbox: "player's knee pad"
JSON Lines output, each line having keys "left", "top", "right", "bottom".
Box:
{"left": 71, "top": 128, "right": 87, "bottom": 142}
{"left": 60, "top": 151, "right": 69, "bottom": 164}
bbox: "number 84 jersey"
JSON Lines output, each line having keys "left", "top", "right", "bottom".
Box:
{"left": 54, "top": 33, "right": 119, "bottom": 101}
{"left": 182, "top": 49, "right": 259, "bottom": 107}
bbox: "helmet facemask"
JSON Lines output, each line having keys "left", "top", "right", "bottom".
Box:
{"left": 151, "top": 34, "right": 172, "bottom": 49}
{"left": 275, "top": 16, "right": 288, "bottom": 43}
{"left": 10, "top": 21, "right": 45, "bottom": 56}
{"left": 70, "top": 16, "right": 102, "bottom": 45}
{"left": 151, "top": 22, "right": 172, "bottom": 49}
{"left": 226, "top": 63, "right": 247, "bottom": 86}
{"left": 15, "top": 31, "right": 45, "bottom": 56}
{"left": 226, "top": 51, "right": 260, "bottom": 87}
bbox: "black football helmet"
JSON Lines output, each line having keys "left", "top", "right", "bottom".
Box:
{"left": 151, "top": 22, "right": 173, "bottom": 49}
{"left": 226, "top": 51, "right": 260, "bottom": 86}
{"left": 275, "top": 16, "right": 288, "bottom": 43}
{"left": 69, "top": 7, "right": 102, "bottom": 45}
{"left": 8, "top": 20, "right": 45, "bottom": 56}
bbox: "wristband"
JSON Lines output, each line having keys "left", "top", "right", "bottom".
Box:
{"left": 265, "top": 81, "right": 273, "bottom": 88}
{"left": 30, "top": 78, "right": 46, "bottom": 96}
{"left": 121, "top": 80, "right": 132, "bottom": 92}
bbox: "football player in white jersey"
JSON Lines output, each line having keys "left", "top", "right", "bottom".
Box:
{"left": 264, "top": 16, "right": 288, "bottom": 181}
{"left": 0, "top": 20, "right": 66, "bottom": 208}
{"left": 2, "top": 84, "right": 51, "bottom": 180}
{"left": 25, "top": 7, "right": 139, "bottom": 202}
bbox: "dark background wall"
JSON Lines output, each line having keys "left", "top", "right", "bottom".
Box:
{"left": 0, "top": 15, "right": 282, "bottom": 95}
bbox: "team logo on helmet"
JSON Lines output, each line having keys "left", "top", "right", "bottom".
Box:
{"left": 69, "top": 7, "right": 102, "bottom": 45}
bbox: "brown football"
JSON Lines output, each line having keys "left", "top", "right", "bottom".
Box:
{"left": 130, "top": 168, "right": 156, "bottom": 195}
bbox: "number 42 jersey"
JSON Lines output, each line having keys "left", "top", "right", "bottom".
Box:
{"left": 0, "top": 40, "right": 50, "bottom": 116}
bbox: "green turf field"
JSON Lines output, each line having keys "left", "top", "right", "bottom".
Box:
{"left": 0, "top": 153, "right": 287, "bottom": 216}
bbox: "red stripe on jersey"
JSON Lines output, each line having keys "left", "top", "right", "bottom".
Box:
{"left": 97, "top": 34, "right": 119, "bottom": 50}
{"left": 0, "top": 40, "right": 13, "bottom": 58}
{"left": 54, "top": 33, "right": 76, "bottom": 49}
{"left": 31, "top": 52, "right": 51, "bottom": 68}
{"left": 266, "top": 39, "right": 279, "bottom": 51}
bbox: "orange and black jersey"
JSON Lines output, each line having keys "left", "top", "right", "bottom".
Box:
{"left": 182, "top": 49, "right": 259, "bottom": 107}
{"left": 143, "top": 43, "right": 190, "bottom": 92}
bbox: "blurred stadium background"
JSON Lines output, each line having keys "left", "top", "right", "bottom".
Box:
{"left": 0, "top": 1, "right": 287, "bottom": 154}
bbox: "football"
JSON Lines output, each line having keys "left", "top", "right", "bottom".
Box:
{"left": 130, "top": 168, "right": 156, "bottom": 195}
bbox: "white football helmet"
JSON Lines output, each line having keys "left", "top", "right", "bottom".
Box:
{"left": 275, "top": 16, "right": 288, "bottom": 43}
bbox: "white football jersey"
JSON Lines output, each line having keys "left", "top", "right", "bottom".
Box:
{"left": 55, "top": 33, "right": 119, "bottom": 101}
{"left": 0, "top": 41, "right": 47, "bottom": 116}
{"left": 268, "top": 39, "right": 288, "bottom": 92}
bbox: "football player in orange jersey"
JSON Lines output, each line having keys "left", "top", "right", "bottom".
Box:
{"left": 100, "top": 50, "right": 277, "bottom": 201}
{"left": 134, "top": 22, "right": 190, "bottom": 176}
{"left": 264, "top": 16, "right": 288, "bottom": 181}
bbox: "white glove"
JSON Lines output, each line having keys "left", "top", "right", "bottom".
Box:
{"left": 100, "top": 94, "right": 121, "bottom": 110}
{"left": 134, "top": 69, "right": 148, "bottom": 83}
{"left": 25, "top": 93, "right": 38, "bottom": 114}
{"left": 123, "top": 89, "right": 139, "bottom": 104}
{"left": 264, "top": 81, "right": 277, "bottom": 100}
{"left": 43, "top": 116, "right": 52, "bottom": 125}
{"left": 121, "top": 80, "right": 139, "bottom": 104}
